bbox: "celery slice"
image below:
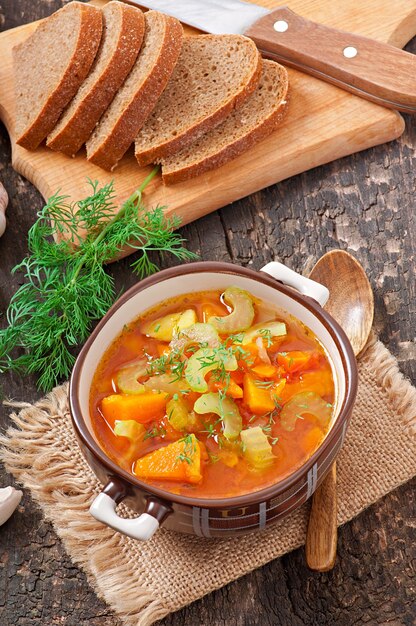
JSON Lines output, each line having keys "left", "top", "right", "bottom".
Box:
{"left": 145, "top": 373, "right": 190, "bottom": 395}
{"left": 240, "top": 426, "right": 276, "bottom": 469}
{"left": 194, "top": 392, "right": 242, "bottom": 440}
{"left": 116, "top": 359, "right": 147, "bottom": 394}
{"left": 185, "top": 347, "right": 237, "bottom": 393}
{"left": 208, "top": 287, "right": 255, "bottom": 333}
{"left": 241, "top": 320, "right": 286, "bottom": 345}
{"left": 170, "top": 322, "right": 220, "bottom": 352}
{"left": 280, "top": 391, "right": 332, "bottom": 431}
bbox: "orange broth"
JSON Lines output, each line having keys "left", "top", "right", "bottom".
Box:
{"left": 90, "top": 289, "right": 335, "bottom": 498}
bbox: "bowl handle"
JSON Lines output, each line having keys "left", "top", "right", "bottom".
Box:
{"left": 260, "top": 261, "right": 329, "bottom": 307}
{"left": 89, "top": 479, "right": 172, "bottom": 540}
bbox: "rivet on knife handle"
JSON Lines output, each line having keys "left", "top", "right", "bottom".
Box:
{"left": 244, "top": 7, "right": 416, "bottom": 113}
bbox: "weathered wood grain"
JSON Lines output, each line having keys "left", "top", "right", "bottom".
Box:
{"left": 0, "top": 0, "right": 408, "bottom": 232}
{"left": 0, "top": 2, "right": 415, "bottom": 625}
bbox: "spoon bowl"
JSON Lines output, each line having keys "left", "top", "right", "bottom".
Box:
{"left": 309, "top": 249, "right": 374, "bottom": 355}
{"left": 305, "top": 249, "right": 374, "bottom": 571}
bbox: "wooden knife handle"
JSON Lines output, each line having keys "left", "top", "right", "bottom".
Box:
{"left": 305, "top": 462, "right": 337, "bottom": 571}
{"left": 245, "top": 7, "right": 416, "bottom": 113}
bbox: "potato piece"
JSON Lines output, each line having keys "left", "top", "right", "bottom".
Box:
{"left": 167, "top": 396, "right": 190, "bottom": 431}
{"left": 141, "top": 309, "right": 197, "bottom": 341}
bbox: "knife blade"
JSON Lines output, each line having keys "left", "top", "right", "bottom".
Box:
{"left": 125, "top": 0, "right": 416, "bottom": 113}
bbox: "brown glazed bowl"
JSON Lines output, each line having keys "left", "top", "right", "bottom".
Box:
{"left": 69, "top": 261, "right": 357, "bottom": 540}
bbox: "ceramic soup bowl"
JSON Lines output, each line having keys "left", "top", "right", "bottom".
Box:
{"left": 69, "top": 261, "right": 357, "bottom": 540}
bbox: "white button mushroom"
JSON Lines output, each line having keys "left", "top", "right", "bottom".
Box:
{"left": 0, "top": 181, "right": 8, "bottom": 237}
{"left": 0, "top": 486, "right": 23, "bottom": 525}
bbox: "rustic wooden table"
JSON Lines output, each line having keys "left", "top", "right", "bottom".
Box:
{"left": 1, "top": 2, "right": 415, "bottom": 625}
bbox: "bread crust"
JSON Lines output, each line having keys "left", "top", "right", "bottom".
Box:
{"left": 46, "top": 2, "right": 145, "bottom": 157}
{"left": 135, "top": 35, "right": 262, "bottom": 167}
{"left": 86, "top": 13, "right": 183, "bottom": 172}
{"left": 15, "top": 3, "right": 103, "bottom": 150}
{"left": 161, "top": 62, "right": 289, "bottom": 185}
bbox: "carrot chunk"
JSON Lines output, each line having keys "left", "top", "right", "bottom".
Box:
{"left": 210, "top": 378, "right": 243, "bottom": 399}
{"left": 303, "top": 426, "right": 325, "bottom": 453}
{"left": 251, "top": 364, "right": 278, "bottom": 378}
{"left": 101, "top": 392, "right": 168, "bottom": 426}
{"left": 280, "top": 369, "right": 334, "bottom": 403}
{"left": 277, "top": 351, "right": 312, "bottom": 373}
{"left": 134, "top": 434, "right": 202, "bottom": 484}
{"left": 243, "top": 374, "right": 276, "bottom": 414}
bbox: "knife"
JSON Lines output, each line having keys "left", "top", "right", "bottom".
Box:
{"left": 123, "top": 0, "right": 416, "bottom": 113}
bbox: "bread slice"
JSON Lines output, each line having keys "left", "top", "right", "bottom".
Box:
{"left": 86, "top": 11, "right": 183, "bottom": 171}
{"left": 14, "top": 2, "right": 103, "bottom": 150}
{"left": 46, "top": 1, "right": 144, "bottom": 157}
{"left": 160, "top": 60, "right": 289, "bottom": 185}
{"left": 134, "top": 34, "right": 261, "bottom": 167}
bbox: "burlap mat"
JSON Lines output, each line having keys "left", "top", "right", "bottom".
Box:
{"left": 1, "top": 333, "right": 415, "bottom": 626}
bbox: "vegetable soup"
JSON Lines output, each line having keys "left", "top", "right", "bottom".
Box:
{"left": 90, "top": 287, "right": 335, "bottom": 498}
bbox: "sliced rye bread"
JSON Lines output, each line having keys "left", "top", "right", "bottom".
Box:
{"left": 14, "top": 2, "right": 103, "bottom": 150}
{"left": 86, "top": 11, "right": 183, "bottom": 171}
{"left": 46, "top": 1, "right": 145, "bottom": 157}
{"left": 160, "top": 60, "right": 289, "bottom": 185}
{"left": 134, "top": 34, "right": 261, "bottom": 167}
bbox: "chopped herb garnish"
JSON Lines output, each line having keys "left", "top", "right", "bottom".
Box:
{"left": 259, "top": 328, "right": 273, "bottom": 348}
{"left": 254, "top": 379, "right": 274, "bottom": 389}
{"left": 201, "top": 422, "right": 217, "bottom": 438}
{"left": 228, "top": 333, "right": 244, "bottom": 344}
{"left": 144, "top": 425, "right": 166, "bottom": 440}
{"left": 272, "top": 395, "right": 283, "bottom": 410}
{"left": 176, "top": 434, "right": 197, "bottom": 465}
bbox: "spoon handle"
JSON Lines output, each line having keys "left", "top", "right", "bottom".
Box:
{"left": 305, "top": 462, "right": 337, "bottom": 571}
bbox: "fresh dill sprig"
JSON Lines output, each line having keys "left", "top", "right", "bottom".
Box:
{"left": 0, "top": 168, "right": 197, "bottom": 391}
{"left": 176, "top": 434, "right": 196, "bottom": 465}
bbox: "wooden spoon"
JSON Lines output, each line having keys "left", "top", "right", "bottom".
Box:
{"left": 305, "top": 250, "right": 374, "bottom": 571}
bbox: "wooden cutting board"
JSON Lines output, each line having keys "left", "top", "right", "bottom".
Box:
{"left": 0, "top": 0, "right": 415, "bottom": 232}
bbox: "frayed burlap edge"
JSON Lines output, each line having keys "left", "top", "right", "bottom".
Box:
{"left": 0, "top": 386, "right": 166, "bottom": 626}
{"left": 0, "top": 333, "right": 415, "bottom": 626}
{"left": 360, "top": 332, "right": 416, "bottom": 437}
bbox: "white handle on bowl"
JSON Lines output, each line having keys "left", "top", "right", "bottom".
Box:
{"left": 90, "top": 493, "right": 159, "bottom": 541}
{"left": 261, "top": 261, "right": 329, "bottom": 307}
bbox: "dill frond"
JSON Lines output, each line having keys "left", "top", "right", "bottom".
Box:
{"left": 0, "top": 168, "right": 197, "bottom": 391}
